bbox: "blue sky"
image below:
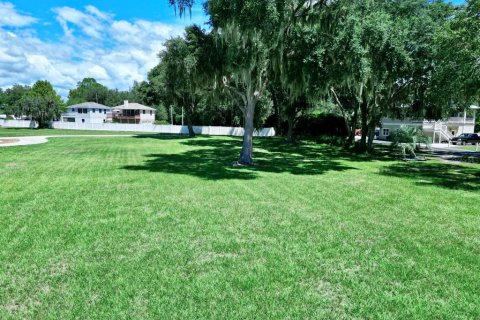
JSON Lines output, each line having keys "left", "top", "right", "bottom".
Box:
{"left": 0, "top": 1, "right": 208, "bottom": 97}
{"left": 5, "top": 1, "right": 208, "bottom": 41}
{"left": 0, "top": 1, "right": 466, "bottom": 98}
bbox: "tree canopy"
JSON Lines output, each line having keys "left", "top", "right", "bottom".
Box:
{"left": 158, "top": 25, "right": 215, "bottom": 135}
{"left": 431, "top": 0, "right": 480, "bottom": 110}
{"left": 67, "top": 78, "right": 109, "bottom": 106}
{"left": 21, "top": 80, "right": 63, "bottom": 128}
{"left": 1, "top": 0, "right": 477, "bottom": 159}
{"left": 163, "top": 0, "right": 477, "bottom": 159}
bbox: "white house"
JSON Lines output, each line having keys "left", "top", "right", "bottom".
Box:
{"left": 112, "top": 101, "right": 155, "bottom": 124}
{"left": 62, "top": 102, "right": 112, "bottom": 124}
{"left": 379, "top": 107, "right": 478, "bottom": 143}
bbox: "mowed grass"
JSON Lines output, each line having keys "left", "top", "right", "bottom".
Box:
{"left": 457, "top": 145, "right": 480, "bottom": 152}
{"left": 0, "top": 128, "right": 140, "bottom": 137}
{"left": 0, "top": 134, "right": 479, "bottom": 319}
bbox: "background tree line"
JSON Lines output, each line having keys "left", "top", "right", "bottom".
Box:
{"left": 165, "top": 0, "right": 479, "bottom": 164}
{"left": 1, "top": 0, "right": 478, "bottom": 163}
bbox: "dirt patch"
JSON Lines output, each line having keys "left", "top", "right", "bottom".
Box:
{"left": 0, "top": 139, "right": 20, "bottom": 144}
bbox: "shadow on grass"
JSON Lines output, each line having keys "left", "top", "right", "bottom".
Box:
{"left": 122, "top": 136, "right": 366, "bottom": 180}
{"left": 379, "top": 162, "right": 480, "bottom": 191}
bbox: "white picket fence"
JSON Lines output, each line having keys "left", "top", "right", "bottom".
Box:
{"left": 0, "top": 119, "right": 276, "bottom": 137}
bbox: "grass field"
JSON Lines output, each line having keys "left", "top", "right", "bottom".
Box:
{"left": 1, "top": 133, "right": 479, "bottom": 319}
{"left": 0, "top": 128, "right": 140, "bottom": 137}
{"left": 457, "top": 145, "right": 480, "bottom": 152}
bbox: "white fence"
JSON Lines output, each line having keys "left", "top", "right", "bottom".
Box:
{"left": 0, "top": 120, "right": 276, "bottom": 137}
{"left": 0, "top": 119, "right": 37, "bottom": 128}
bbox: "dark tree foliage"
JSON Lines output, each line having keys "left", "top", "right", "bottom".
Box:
{"left": 429, "top": 0, "right": 480, "bottom": 113}
{"left": 20, "top": 80, "right": 63, "bottom": 128}
{"left": 166, "top": 0, "right": 469, "bottom": 156}
{"left": 168, "top": 0, "right": 195, "bottom": 17}
{"left": 158, "top": 25, "right": 215, "bottom": 136}
{"left": 2, "top": 85, "right": 31, "bottom": 115}
{"left": 67, "top": 78, "right": 109, "bottom": 106}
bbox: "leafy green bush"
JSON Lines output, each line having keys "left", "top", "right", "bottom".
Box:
{"left": 315, "top": 135, "right": 346, "bottom": 146}
{"left": 389, "top": 126, "right": 431, "bottom": 158}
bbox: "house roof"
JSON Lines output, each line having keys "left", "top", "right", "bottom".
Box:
{"left": 68, "top": 102, "right": 112, "bottom": 109}
{"left": 114, "top": 102, "right": 156, "bottom": 111}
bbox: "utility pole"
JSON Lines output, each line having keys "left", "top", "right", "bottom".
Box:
{"left": 170, "top": 105, "right": 173, "bottom": 125}
{"left": 181, "top": 107, "right": 184, "bottom": 126}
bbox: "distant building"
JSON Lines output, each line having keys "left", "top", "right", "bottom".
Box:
{"left": 112, "top": 100, "right": 155, "bottom": 124}
{"left": 61, "top": 102, "right": 112, "bottom": 124}
{"left": 379, "top": 107, "right": 478, "bottom": 143}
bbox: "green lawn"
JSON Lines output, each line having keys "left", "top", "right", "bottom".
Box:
{"left": 0, "top": 128, "right": 140, "bottom": 137}
{"left": 1, "top": 135, "right": 479, "bottom": 319}
{"left": 457, "top": 145, "right": 480, "bottom": 152}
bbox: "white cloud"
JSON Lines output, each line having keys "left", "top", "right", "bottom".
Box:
{"left": 52, "top": 6, "right": 107, "bottom": 39}
{"left": 0, "top": 5, "right": 194, "bottom": 99}
{"left": 89, "top": 65, "right": 109, "bottom": 80}
{"left": 85, "top": 5, "right": 111, "bottom": 21}
{"left": 0, "top": 2, "right": 37, "bottom": 27}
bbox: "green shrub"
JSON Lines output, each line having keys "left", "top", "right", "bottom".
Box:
{"left": 315, "top": 135, "right": 346, "bottom": 146}
{"left": 389, "top": 126, "right": 431, "bottom": 158}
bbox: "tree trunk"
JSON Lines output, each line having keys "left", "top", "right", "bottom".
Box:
{"left": 343, "top": 116, "right": 351, "bottom": 144}
{"left": 37, "top": 118, "right": 48, "bottom": 129}
{"left": 276, "top": 103, "right": 282, "bottom": 136}
{"left": 286, "top": 115, "right": 294, "bottom": 143}
{"left": 347, "top": 107, "right": 358, "bottom": 146}
{"left": 271, "top": 89, "right": 282, "bottom": 136}
{"left": 359, "top": 102, "right": 368, "bottom": 152}
{"left": 367, "top": 120, "right": 376, "bottom": 151}
{"left": 238, "top": 96, "right": 255, "bottom": 166}
{"left": 186, "top": 107, "right": 195, "bottom": 137}
{"left": 367, "top": 106, "right": 378, "bottom": 151}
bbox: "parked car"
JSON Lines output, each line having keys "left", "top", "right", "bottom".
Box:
{"left": 450, "top": 133, "right": 480, "bottom": 145}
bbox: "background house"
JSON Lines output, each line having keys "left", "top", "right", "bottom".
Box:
{"left": 379, "top": 107, "right": 478, "bottom": 143}
{"left": 62, "top": 102, "right": 112, "bottom": 124}
{"left": 112, "top": 101, "right": 155, "bottom": 124}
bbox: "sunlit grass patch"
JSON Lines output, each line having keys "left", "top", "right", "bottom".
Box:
{"left": 0, "top": 135, "right": 479, "bottom": 319}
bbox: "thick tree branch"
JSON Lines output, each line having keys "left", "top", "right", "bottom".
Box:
{"left": 222, "top": 76, "right": 247, "bottom": 113}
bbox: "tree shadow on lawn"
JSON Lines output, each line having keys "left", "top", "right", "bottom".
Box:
{"left": 122, "top": 136, "right": 366, "bottom": 180}
{"left": 379, "top": 162, "right": 480, "bottom": 191}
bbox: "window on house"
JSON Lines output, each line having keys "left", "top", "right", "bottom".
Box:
{"left": 150, "top": 111, "right": 152, "bottom": 115}
{"left": 82, "top": 119, "right": 85, "bottom": 123}
{"left": 104, "top": 109, "right": 106, "bottom": 114}
{"left": 382, "top": 128, "right": 390, "bottom": 136}
{"left": 143, "top": 110, "right": 145, "bottom": 114}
